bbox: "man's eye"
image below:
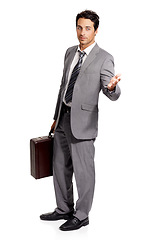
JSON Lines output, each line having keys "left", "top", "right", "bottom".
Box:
{"left": 86, "top": 28, "right": 91, "bottom": 31}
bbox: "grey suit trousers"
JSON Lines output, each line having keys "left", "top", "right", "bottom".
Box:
{"left": 53, "top": 107, "right": 95, "bottom": 221}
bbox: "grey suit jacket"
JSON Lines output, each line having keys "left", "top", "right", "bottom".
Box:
{"left": 54, "top": 44, "right": 121, "bottom": 140}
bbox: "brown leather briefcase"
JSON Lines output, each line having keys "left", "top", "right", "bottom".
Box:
{"left": 30, "top": 135, "right": 54, "bottom": 179}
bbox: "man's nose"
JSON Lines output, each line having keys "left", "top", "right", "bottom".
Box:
{"left": 81, "top": 28, "right": 85, "bottom": 35}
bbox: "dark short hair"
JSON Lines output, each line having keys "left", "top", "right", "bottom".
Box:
{"left": 76, "top": 10, "right": 99, "bottom": 31}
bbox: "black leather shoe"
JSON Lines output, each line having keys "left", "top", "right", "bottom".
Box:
{"left": 40, "top": 210, "right": 74, "bottom": 221}
{"left": 59, "top": 216, "right": 89, "bottom": 231}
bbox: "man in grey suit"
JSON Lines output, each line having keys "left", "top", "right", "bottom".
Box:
{"left": 40, "top": 10, "right": 121, "bottom": 231}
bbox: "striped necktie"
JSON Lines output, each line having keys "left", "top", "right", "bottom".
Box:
{"left": 65, "top": 50, "right": 86, "bottom": 104}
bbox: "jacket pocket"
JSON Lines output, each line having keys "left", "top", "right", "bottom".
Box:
{"left": 81, "top": 103, "right": 98, "bottom": 112}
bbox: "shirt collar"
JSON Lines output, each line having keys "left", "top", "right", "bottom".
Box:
{"left": 77, "top": 42, "right": 96, "bottom": 55}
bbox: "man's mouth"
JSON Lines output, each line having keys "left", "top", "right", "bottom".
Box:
{"left": 80, "top": 37, "right": 87, "bottom": 40}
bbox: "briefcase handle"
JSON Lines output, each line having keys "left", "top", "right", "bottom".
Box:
{"left": 49, "top": 120, "right": 56, "bottom": 137}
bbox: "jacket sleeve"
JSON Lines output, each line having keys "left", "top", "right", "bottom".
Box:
{"left": 53, "top": 49, "right": 69, "bottom": 120}
{"left": 100, "top": 55, "right": 121, "bottom": 101}
{"left": 53, "top": 76, "right": 64, "bottom": 120}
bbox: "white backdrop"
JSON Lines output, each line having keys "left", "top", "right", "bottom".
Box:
{"left": 0, "top": 0, "right": 160, "bottom": 239}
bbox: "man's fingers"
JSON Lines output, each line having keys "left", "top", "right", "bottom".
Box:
{"left": 115, "top": 73, "right": 121, "bottom": 79}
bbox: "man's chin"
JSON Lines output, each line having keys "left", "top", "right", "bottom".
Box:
{"left": 80, "top": 41, "right": 86, "bottom": 45}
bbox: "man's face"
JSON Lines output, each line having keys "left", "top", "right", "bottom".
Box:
{"left": 76, "top": 18, "right": 98, "bottom": 49}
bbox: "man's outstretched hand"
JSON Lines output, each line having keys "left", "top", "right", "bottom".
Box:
{"left": 107, "top": 74, "right": 121, "bottom": 91}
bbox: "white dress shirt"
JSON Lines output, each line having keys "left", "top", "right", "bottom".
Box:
{"left": 63, "top": 42, "right": 96, "bottom": 106}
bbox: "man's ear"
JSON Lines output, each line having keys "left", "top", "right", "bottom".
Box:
{"left": 95, "top": 28, "right": 98, "bottom": 36}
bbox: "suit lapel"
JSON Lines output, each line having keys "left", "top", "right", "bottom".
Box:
{"left": 80, "top": 44, "right": 100, "bottom": 74}
{"left": 64, "top": 46, "right": 78, "bottom": 83}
